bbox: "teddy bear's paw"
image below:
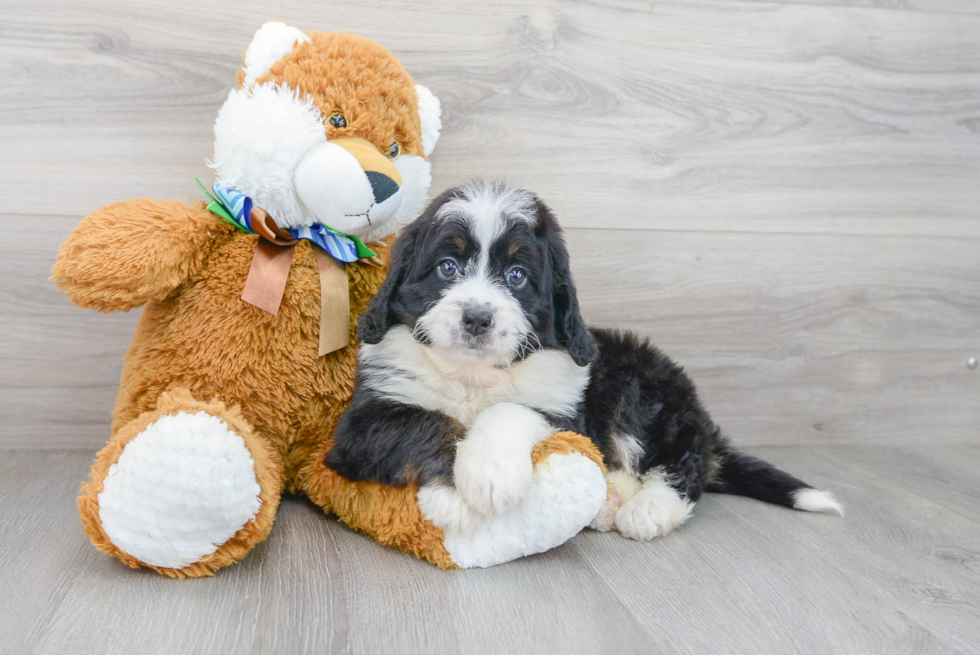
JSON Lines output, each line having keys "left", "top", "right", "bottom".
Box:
{"left": 614, "top": 475, "right": 694, "bottom": 541}
{"left": 426, "top": 451, "right": 607, "bottom": 568}
{"left": 97, "top": 411, "right": 263, "bottom": 569}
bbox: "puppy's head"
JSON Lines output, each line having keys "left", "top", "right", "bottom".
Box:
{"left": 359, "top": 181, "right": 596, "bottom": 367}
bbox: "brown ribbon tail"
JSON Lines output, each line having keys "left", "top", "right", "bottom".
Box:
{"left": 314, "top": 247, "right": 351, "bottom": 356}
{"left": 241, "top": 239, "right": 294, "bottom": 315}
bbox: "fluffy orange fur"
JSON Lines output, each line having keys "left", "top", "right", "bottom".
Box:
{"left": 54, "top": 30, "right": 607, "bottom": 576}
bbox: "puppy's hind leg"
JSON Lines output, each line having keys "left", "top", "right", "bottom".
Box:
{"left": 614, "top": 469, "right": 694, "bottom": 541}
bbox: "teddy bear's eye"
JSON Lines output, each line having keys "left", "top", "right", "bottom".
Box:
{"left": 329, "top": 112, "right": 348, "bottom": 129}
{"left": 387, "top": 142, "right": 401, "bottom": 159}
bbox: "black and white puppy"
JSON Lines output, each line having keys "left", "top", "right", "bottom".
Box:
{"left": 328, "top": 181, "right": 842, "bottom": 539}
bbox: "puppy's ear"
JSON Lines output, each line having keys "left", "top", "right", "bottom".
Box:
{"left": 358, "top": 188, "right": 460, "bottom": 344}
{"left": 538, "top": 200, "right": 597, "bottom": 367}
{"left": 357, "top": 231, "right": 413, "bottom": 344}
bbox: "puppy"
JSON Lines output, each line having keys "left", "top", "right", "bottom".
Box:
{"left": 327, "top": 181, "right": 842, "bottom": 539}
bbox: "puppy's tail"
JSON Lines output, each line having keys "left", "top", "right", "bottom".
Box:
{"left": 705, "top": 446, "right": 844, "bottom": 515}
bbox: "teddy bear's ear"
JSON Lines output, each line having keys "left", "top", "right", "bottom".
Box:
{"left": 242, "top": 21, "right": 310, "bottom": 88}
{"left": 415, "top": 84, "right": 442, "bottom": 157}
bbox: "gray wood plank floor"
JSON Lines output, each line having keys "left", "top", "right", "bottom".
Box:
{"left": 2, "top": 0, "right": 978, "bottom": 448}
{"left": 2, "top": 447, "right": 979, "bottom": 655}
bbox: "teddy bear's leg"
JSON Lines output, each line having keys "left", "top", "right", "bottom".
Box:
{"left": 301, "top": 431, "right": 607, "bottom": 570}
{"left": 416, "top": 432, "right": 608, "bottom": 568}
{"left": 78, "top": 389, "right": 283, "bottom": 578}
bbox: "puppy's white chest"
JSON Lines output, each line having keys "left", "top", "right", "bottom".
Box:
{"left": 426, "top": 373, "right": 519, "bottom": 427}
{"left": 359, "top": 327, "right": 589, "bottom": 427}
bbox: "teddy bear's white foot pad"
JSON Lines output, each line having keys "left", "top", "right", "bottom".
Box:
{"left": 418, "top": 452, "right": 607, "bottom": 569}
{"left": 98, "top": 411, "right": 262, "bottom": 569}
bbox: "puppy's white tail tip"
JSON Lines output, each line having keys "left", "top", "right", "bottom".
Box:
{"left": 792, "top": 488, "right": 844, "bottom": 516}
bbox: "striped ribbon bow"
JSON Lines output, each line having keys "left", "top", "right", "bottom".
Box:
{"left": 196, "top": 178, "right": 379, "bottom": 357}
{"left": 200, "top": 181, "right": 376, "bottom": 262}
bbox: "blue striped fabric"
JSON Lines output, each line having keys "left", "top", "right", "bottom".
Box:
{"left": 211, "top": 184, "right": 360, "bottom": 263}
{"left": 211, "top": 185, "right": 254, "bottom": 232}
{"left": 292, "top": 224, "right": 360, "bottom": 263}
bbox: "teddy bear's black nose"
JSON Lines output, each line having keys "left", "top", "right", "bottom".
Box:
{"left": 365, "top": 171, "right": 399, "bottom": 204}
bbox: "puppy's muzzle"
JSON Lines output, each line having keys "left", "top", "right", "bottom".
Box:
{"left": 462, "top": 307, "right": 494, "bottom": 337}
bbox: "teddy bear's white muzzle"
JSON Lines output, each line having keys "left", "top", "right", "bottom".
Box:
{"left": 293, "top": 137, "right": 404, "bottom": 238}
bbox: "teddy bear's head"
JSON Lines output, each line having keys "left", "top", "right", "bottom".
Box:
{"left": 210, "top": 21, "right": 441, "bottom": 243}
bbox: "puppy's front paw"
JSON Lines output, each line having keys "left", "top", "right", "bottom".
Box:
{"left": 454, "top": 440, "right": 533, "bottom": 515}
{"left": 417, "top": 484, "right": 485, "bottom": 534}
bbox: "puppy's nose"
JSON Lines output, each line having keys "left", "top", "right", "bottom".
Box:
{"left": 462, "top": 308, "right": 494, "bottom": 336}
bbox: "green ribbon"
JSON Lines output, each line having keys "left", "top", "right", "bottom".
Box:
{"left": 194, "top": 177, "right": 376, "bottom": 259}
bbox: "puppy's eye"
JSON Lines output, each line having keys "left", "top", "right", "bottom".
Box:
{"left": 506, "top": 267, "right": 527, "bottom": 288}
{"left": 387, "top": 142, "right": 401, "bottom": 159}
{"left": 437, "top": 258, "right": 459, "bottom": 279}
{"left": 329, "top": 112, "right": 348, "bottom": 129}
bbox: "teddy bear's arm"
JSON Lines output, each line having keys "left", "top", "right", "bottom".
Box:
{"left": 52, "top": 199, "right": 226, "bottom": 312}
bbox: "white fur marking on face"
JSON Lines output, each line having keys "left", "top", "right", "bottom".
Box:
{"left": 436, "top": 181, "right": 537, "bottom": 257}
{"left": 614, "top": 469, "right": 693, "bottom": 541}
{"left": 415, "top": 182, "right": 542, "bottom": 366}
{"left": 98, "top": 411, "right": 262, "bottom": 569}
{"left": 243, "top": 21, "right": 310, "bottom": 88}
{"left": 414, "top": 271, "right": 530, "bottom": 367}
{"left": 453, "top": 403, "right": 554, "bottom": 515}
{"left": 420, "top": 451, "right": 608, "bottom": 568}
{"left": 359, "top": 326, "right": 589, "bottom": 427}
{"left": 793, "top": 488, "right": 845, "bottom": 515}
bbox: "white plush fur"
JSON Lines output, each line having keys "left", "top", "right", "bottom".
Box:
{"left": 210, "top": 85, "right": 434, "bottom": 241}
{"left": 793, "top": 488, "right": 845, "bottom": 515}
{"left": 242, "top": 21, "right": 309, "bottom": 88}
{"left": 614, "top": 469, "right": 694, "bottom": 541}
{"left": 415, "top": 84, "right": 441, "bottom": 157}
{"left": 454, "top": 403, "right": 554, "bottom": 515}
{"left": 211, "top": 25, "right": 439, "bottom": 240}
{"left": 362, "top": 153, "right": 432, "bottom": 243}
{"left": 211, "top": 84, "right": 326, "bottom": 229}
{"left": 419, "top": 452, "right": 607, "bottom": 568}
{"left": 292, "top": 140, "right": 404, "bottom": 237}
{"left": 360, "top": 326, "right": 590, "bottom": 427}
{"left": 97, "top": 411, "right": 262, "bottom": 569}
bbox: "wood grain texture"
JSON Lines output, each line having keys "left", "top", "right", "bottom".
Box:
{"left": 5, "top": 214, "right": 977, "bottom": 448}
{"left": 2, "top": 447, "right": 979, "bottom": 654}
{"left": 1, "top": 0, "right": 978, "bottom": 447}
{"left": 751, "top": 0, "right": 980, "bottom": 15}
{"left": 1, "top": 0, "right": 978, "bottom": 235}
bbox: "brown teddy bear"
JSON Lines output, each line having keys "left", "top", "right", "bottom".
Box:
{"left": 52, "top": 21, "right": 608, "bottom": 576}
